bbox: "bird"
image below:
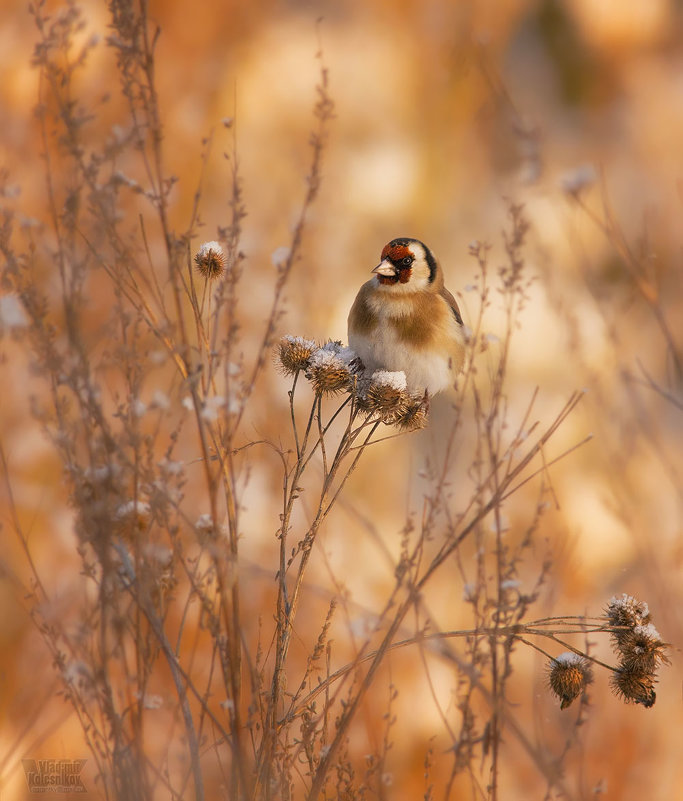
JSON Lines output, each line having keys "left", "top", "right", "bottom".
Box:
{"left": 348, "top": 237, "right": 465, "bottom": 396}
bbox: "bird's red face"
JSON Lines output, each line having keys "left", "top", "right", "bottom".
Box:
{"left": 374, "top": 241, "right": 415, "bottom": 285}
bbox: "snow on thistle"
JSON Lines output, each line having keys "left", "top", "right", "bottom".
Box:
{"left": 194, "top": 240, "right": 226, "bottom": 279}
{"left": 548, "top": 652, "right": 593, "bottom": 710}
{"left": 276, "top": 336, "right": 429, "bottom": 430}
{"left": 546, "top": 594, "right": 669, "bottom": 711}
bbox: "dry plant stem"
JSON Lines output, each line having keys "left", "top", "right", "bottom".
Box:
{"left": 307, "top": 390, "right": 586, "bottom": 800}
{"left": 114, "top": 545, "right": 205, "bottom": 801}
{"left": 574, "top": 182, "right": 682, "bottom": 380}
{"left": 258, "top": 384, "right": 324, "bottom": 792}
{"left": 515, "top": 636, "right": 614, "bottom": 672}
{"left": 0, "top": 442, "right": 49, "bottom": 603}
{"left": 634, "top": 362, "right": 683, "bottom": 411}
{"left": 35, "top": 2, "right": 187, "bottom": 381}
{"left": 290, "top": 613, "right": 608, "bottom": 796}
{"left": 32, "top": 4, "right": 243, "bottom": 798}
{"left": 284, "top": 619, "right": 608, "bottom": 716}
{"left": 484, "top": 214, "right": 528, "bottom": 801}
{"left": 430, "top": 391, "right": 583, "bottom": 583}
{"left": 428, "top": 632, "right": 571, "bottom": 795}
{"left": 260, "top": 386, "right": 380, "bottom": 791}
{"left": 177, "top": 198, "right": 249, "bottom": 801}
{"left": 195, "top": 308, "right": 246, "bottom": 797}
{"left": 229, "top": 70, "right": 332, "bottom": 794}
{"left": 236, "top": 66, "right": 333, "bottom": 435}
{"left": 81, "top": 235, "right": 190, "bottom": 380}
{"left": 189, "top": 416, "right": 246, "bottom": 797}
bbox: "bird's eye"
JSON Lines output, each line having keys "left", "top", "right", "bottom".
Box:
{"left": 402, "top": 256, "right": 413, "bottom": 266}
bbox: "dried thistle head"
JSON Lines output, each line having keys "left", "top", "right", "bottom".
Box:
{"left": 114, "top": 499, "right": 151, "bottom": 541}
{"left": 305, "top": 342, "right": 357, "bottom": 396}
{"left": 548, "top": 652, "right": 593, "bottom": 710}
{"left": 277, "top": 336, "right": 316, "bottom": 376}
{"left": 393, "top": 395, "right": 429, "bottom": 431}
{"left": 309, "top": 364, "right": 350, "bottom": 396}
{"left": 359, "top": 370, "right": 409, "bottom": 417}
{"left": 356, "top": 370, "right": 428, "bottom": 430}
{"left": 195, "top": 513, "right": 220, "bottom": 545}
{"left": 606, "top": 594, "right": 650, "bottom": 629}
{"left": 606, "top": 594, "right": 651, "bottom": 652}
{"left": 610, "top": 666, "right": 657, "bottom": 708}
{"left": 604, "top": 596, "right": 667, "bottom": 707}
{"left": 616, "top": 623, "right": 670, "bottom": 674}
{"left": 194, "top": 240, "right": 226, "bottom": 279}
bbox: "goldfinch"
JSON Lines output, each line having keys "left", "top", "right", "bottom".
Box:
{"left": 348, "top": 238, "right": 465, "bottom": 396}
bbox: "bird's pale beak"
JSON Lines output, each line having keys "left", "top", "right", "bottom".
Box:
{"left": 372, "top": 259, "right": 396, "bottom": 277}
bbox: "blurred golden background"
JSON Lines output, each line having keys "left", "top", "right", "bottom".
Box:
{"left": 1, "top": 0, "right": 682, "bottom": 798}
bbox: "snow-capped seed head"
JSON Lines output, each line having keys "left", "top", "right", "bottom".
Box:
{"left": 361, "top": 371, "right": 410, "bottom": 418}
{"left": 610, "top": 666, "right": 656, "bottom": 708}
{"left": 307, "top": 362, "right": 351, "bottom": 396}
{"left": 195, "top": 513, "right": 214, "bottom": 532}
{"left": 195, "top": 513, "right": 218, "bottom": 544}
{"left": 116, "top": 500, "right": 151, "bottom": 522}
{"left": 560, "top": 164, "right": 597, "bottom": 197}
{"left": 606, "top": 594, "right": 650, "bottom": 628}
{"left": 305, "top": 342, "right": 357, "bottom": 396}
{"left": 194, "top": 240, "right": 226, "bottom": 279}
{"left": 606, "top": 594, "right": 652, "bottom": 652}
{"left": 115, "top": 500, "right": 151, "bottom": 539}
{"left": 371, "top": 370, "right": 407, "bottom": 392}
{"left": 354, "top": 370, "right": 428, "bottom": 429}
{"left": 313, "top": 341, "right": 359, "bottom": 370}
{"left": 143, "top": 543, "right": 173, "bottom": 567}
{"left": 615, "top": 623, "right": 669, "bottom": 674}
{"left": 277, "top": 335, "right": 316, "bottom": 376}
{"left": 271, "top": 246, "right": 291, "bottom": 268}
{"left": 150, "top": 390, "right": 170, "bottom": 411}
{"left": 548, "top": 652, "right": 593, "bottom": 710}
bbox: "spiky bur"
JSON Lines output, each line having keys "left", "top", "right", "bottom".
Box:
{"left": 548, "top": 652, "right": 593, "bottom": 710}
{"left": 606, "top": 594, "right": 650, "bottom": 648}
{"left": 194, "top": 240, "right": 226, "bottom": 279}
{"left": 277, "top": 337, "right": 429, "bottom": 431}
{"left": 617, "top": 624, "right": 669, "bottom": 674}
{"left": 610, "top": 667, "right": 657, "bottom": 708}
{"left": 358, "top": 370, "right": 428, "bottom": 431}
{"left": 605, "top": 594, "right": 669, "bottom": 708}
{"left": 306, "top": 341, "right": 359, "bottom": 396}
{"left": 392, "top": 395, "right": 429, "bottom": 431}
{"left": 359, "top": 369, "right": 408, "bottom": 419}
{"left": 114, "top": 499, "right": 152, "bottom": 541}
{"left": 277, "top": 336, "right": 317, "bottom": 376}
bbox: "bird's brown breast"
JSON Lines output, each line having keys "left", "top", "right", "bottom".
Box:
{"left": 388, "top": 294, "right": 444, "bottom": 347}
{"left": 348, "top": 289, "right": 377, "bottom": 336}
{"left": 352, "top": 287, "right": 445, "bottom": 346}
